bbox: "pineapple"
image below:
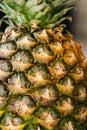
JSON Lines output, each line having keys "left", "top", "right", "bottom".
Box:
{"left": 0, "top": 0, "right": 87, "bottom": 130}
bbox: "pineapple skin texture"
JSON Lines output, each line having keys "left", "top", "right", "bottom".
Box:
{"left": 0, "top": 26, "right": 87, "bottom": 130}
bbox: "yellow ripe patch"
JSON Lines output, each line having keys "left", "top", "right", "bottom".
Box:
{"left": 27, "top": 71, "right": 50, "bottom": 87}
{"left": 63, "top": 50, "right": 77, "bottom": 66}
{"left": 34, "top": 29, "right": 50, "bottom": 43}
{"left": 49, "top": 42, "right": 64, "bottom": 55}
{"left": 32, "top": 52, "right": 53, "bottom": 64}
{"left": 70, "top": 67, "right": 84, "bottom": 82}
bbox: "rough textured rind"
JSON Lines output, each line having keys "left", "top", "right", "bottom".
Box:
{"left": 0, "top": 27, "right": 87, "bottom": 129}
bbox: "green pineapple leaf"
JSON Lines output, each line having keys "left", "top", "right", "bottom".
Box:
{"left": 0, "top": 0, "right": 75, "bottom": 29}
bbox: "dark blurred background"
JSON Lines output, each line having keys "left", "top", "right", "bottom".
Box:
{"left": 0, "top": 0, "right": 87, "bottom": 57}
{"left": 0, "top": 12, "right": 7, "bottom": 31}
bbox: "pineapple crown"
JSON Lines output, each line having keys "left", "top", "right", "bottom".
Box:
{"left": 0, "top": 0, "right": 75, "bottom": 29}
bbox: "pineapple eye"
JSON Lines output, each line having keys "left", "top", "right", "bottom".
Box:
{"left": 57, "top": 77, "right": 75, "bottom": 95}
{"left": 1, "top": 113, "right": 24, "bottom": 129}
{"left": 34, "top": 29, "right": 50, "bottom": 43}
{"left": 49, "top": 41, "right": 64, "bottom": 55}
{"left": 27, "top": 65, "right": 50, "bottom": 87}
{"left": 70, "top": 65, "right": 84, "bottom": 82}
{"left": 8, "top": 95, "right": 36, "bottom": 117}
{"left": 74, "top": 104, "right": 87, "bottom": 123}
{"left": 34, "top": 85, "right": 59, "bottom": 105}
{"left": 63, "top": 50, "right": 77, "bottom": 66}
{"left": 16, "top": 35, "right": 37, "bottom": 50}
{"left": 8, "top": 73, "right": 28, "bottom": 87}
{"left": 35, "top": 107, "right": 60, "bottom": 129}
{"left": 2, "top": 28, "right": 23, "bottom": 41}
{"left": 0, "top": 42, "right": 17, "bottom": 59}
{"left": 57, "top": 96, "right": 74, "bottom": 116}
{"left": 52, "top": 60, "right": 64, "bottom": 69}
{"left": 7, "top": 73, "right": 30, "bottom": 94}
{"left": 48, "top": 60, "right": 67, "bottom": 81}
{"left": 11, "top": 51, "right": 33, "bottom": 71}
{"left": 32, "top": 45, "right": 54, "bottom": 64}
{"left": 73, "top": 85, "right": 87, "bottom": 101}
{"left": 12, "top": 51, "right": 33, "bottom": 63}
{"left": 59, "top": 118, "right": 76, "bottom": 130}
